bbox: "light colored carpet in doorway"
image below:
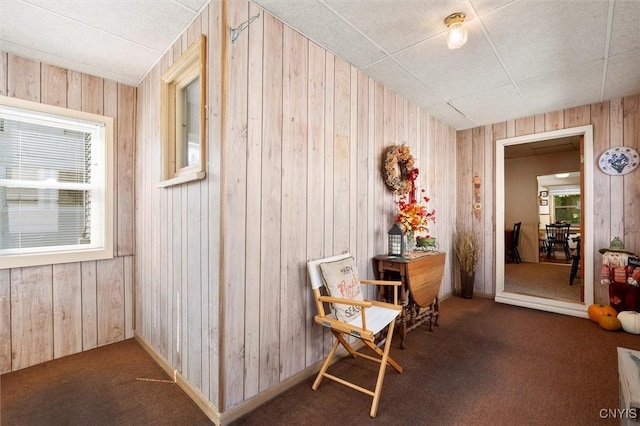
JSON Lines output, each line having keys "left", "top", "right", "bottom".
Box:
{"left": 504, "top": 262, "right": 582, "bottom": 302}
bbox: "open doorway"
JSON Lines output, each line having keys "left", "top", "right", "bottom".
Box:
{"left": 496, "top": 126, "right": 594, "bottom": 318}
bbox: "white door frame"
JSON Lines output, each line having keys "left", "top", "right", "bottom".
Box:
{"left": 495, "top": 125, "right": 594, "bottom": 318}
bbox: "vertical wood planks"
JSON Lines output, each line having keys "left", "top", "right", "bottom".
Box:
{"left": 306, "top": 40, "right": 326, "bottom": 365}
{"left": 53, "top": 263, "right": 82, "bottom": 358}
{"left": 279, "top": 25, "right": 308, "bottom": 380}
{"left": 81, "top": 74, "right": 103, "bottom": 115}
{"left": 591, "top": 101, "right": 611, "bottom": 304}
{"left": 40, "top": 63, "right": 67, "bottom": 107}
{"left": 0, "top": 270, "right": 10, "bottom": 373}
{"left": 223, "top": 0, "right": 249, "bottom": 407}
{"left": 81, "top": 261, "right": 98, "bottom": 350}
{"left": 244, "top": 4, "right": 263, "bottom": 399}
{"left": 482, "top": 124, "right": 495, "bottom": 295}
{"left": 623, "top": 95, "right": 639, "bottom": 254}
{"left": 7, "top": 54, "right": 40, "bottom": 101}
{"left": 609, "top": 98, "right": 624, "bottom": 238}
{"left": 207, "top": 0, "right": 222, "bottom": 406}
{"left": 356, "top": 71, "right": 369, "bottom": 280}
{"left": 333, "top": 57, "right": 351, "bottom": 254}
{"left": 117, "top": 84, "right": 136, "bottom": 256}
{"left": 11, "top": 266, "right": 53, "bottom": 370}
{"left": 471, "top": 127, "right": 487, "bottom": 292}
{"left": 259, "top": 11, "right": 283, "bottom": 393}
{"left": 96, "top": 257, "right": 125, "bottom": 346}
{"left": 0, "top": 52, "right": 7, "bottom": 96}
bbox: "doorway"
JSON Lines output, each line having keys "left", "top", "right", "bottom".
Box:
{"left": 495, "top": 125, "right": 594, "bottom": 318}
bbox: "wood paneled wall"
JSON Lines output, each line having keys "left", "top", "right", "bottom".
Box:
{"left": 456, "top": 95, "right": 640, "bottom": 303}
{"left": 0, "top": 52, "right": 136, "bottom": 374}
{"left": 134, "top": 0, "right": 456, "bottom": 415}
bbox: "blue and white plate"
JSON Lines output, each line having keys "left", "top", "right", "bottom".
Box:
{"left": 598, "top": 146, "right": 639, "bottom": 176}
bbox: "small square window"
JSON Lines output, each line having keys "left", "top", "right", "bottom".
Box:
{"left": 159, "top": 35, "right": 206, "bottom": 187}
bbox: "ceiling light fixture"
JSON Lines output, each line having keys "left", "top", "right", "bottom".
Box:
{"left": 444, "top": 12, "right": 468, "bottom": 49}
{"left": 555, "top": 173, "right": 570, "bottom": 178}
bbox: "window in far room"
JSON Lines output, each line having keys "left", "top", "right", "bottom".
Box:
{"left": 550, "top": 185, "right": 581, "bottom": 226}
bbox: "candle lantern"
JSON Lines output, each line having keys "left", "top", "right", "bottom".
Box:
{"left": 388, "top": 223, "right": 405, "bottom": 256}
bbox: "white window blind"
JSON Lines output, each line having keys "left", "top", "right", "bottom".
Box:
{"left": 0, "top": 100, "right": 111, "bottom": 266}
{"left": 548, "top": 184, "right": 580, "bottom": 196}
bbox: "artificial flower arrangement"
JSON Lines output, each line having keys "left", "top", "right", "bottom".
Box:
{"left": 396, "top": 188, "right": 436, "bottom": 241}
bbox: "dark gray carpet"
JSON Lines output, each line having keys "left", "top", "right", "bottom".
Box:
{"left": 234, "top": 296, "right": 640, "bottom": 425}
{"left": 0, "top": 338, "right": 212, "bottom": 425}
{"left": 3, "top": 297, "right": 639, "bottom": 426}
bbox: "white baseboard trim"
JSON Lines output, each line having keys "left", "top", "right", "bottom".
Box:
{"left": 134, "top": 334, "right": 222, "bottom": 425}
{"left": 134, "top": 333, "right": 362, "bottom": 426}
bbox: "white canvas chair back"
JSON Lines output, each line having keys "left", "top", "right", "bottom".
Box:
{"left": 308, "top": 252, "right": 352, "bottom": 290}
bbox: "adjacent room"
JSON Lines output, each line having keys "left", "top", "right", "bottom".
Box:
{"left": 1, "top": 0, "right": 640, "bottom": 424}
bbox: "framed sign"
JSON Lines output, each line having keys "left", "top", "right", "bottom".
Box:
{"left": 539, "top": 191, "right": 548, "bottom": 197}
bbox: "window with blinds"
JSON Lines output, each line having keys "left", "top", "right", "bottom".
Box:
{"left": 0, "top": 96, "right": 113, "bottom": 269}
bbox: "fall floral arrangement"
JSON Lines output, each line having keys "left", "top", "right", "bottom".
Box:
{"left": 396, "top": 189, "right": 436, "bottom": 237}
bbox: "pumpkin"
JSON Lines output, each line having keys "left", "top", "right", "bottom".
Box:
{"left": 599, "top": 312, "right": 622, "bottom": 331}
{"left": 588, "top": 304, "right": 617, "bottom": 323}
{"left": 618, "top": 311, "right": 640, "bottom": 334}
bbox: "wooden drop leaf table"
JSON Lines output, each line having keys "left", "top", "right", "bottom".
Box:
{"left": 372, "top": 251, "right": 446, "bottom": 349}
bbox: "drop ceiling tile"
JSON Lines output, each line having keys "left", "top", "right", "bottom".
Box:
{"left": 24, "top": 0, "right": 197, "bottom": 52}
{"left": 518, "top": 61, "right": 604, "bottom": 114}
{"left": 0, "top": 40, "right": 140, "bottom": 86}
{"left": 609, "top": 0, "right": 640, "bottom": 57}
{"left": 176, "top": 0, "right": 210, "bottom": 12}
{"left": 482, "top": 0, "right": 609, "bottom": 81}
{"left": 252, "top": 0, "right": 387, "bottom": 67}
{"left": 604, "top": 51, "right": 640, "bottom": 100}
{"left": 0, "top": 2, "right": 158, "bottom": 85}
{"left": 449, "top": 84, "right": 531, "bottom": 126}
{"left": 469, "top": 0, "right": 517, "bottom": 17}
{"left": 363, "top": 58, "right": 444, "bottom": 107}
{"left": 323, "top": 0, "right": 470, "bottom": 55}
{"left": 424, "top": 102, "right": 478, "bottom": 130}
{"left": 395, "top": 19, "right": 511, "bottom": 100}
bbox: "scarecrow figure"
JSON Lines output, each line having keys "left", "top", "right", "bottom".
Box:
{"left": 600, "top": 237, "right": 639, "bottom": 312}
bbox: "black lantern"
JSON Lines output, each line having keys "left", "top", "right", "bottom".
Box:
{"left": 388, "top": 223, "right": 405, "bottom": 256}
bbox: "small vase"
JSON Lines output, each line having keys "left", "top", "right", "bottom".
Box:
{"left": 405, "top": 230, "right": 416, "bottom": 253}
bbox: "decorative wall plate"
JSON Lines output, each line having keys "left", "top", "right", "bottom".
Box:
{"left": 598, "top": 147, "right": 639, "bottom": 176}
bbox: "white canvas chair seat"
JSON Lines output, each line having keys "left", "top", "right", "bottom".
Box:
{"left": 346, "top": 305, "right": 400, "bottom": 335}
{"left": 307, "top": 253, "right": 403, "bottom": 418}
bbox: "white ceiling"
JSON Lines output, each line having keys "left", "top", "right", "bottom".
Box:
{"left": 0, "top": 0, "right": 210, "bottom": 87}
{"left": 1, "top": 0, "right": 639, "bottom": 130}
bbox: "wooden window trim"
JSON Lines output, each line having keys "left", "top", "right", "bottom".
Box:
{"left": 159, "top": 34, "right": 206, "bottom": 187}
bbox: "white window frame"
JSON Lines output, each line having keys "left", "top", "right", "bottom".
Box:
{"left": 159, "top": 34, "right": 206, "bottom": 187}
{"left": 0, "top": 95, "right": 114, "bottom": 269}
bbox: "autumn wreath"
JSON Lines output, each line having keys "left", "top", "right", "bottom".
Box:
{"left": 383, "top": 145, "right": 416, "bottom": 194}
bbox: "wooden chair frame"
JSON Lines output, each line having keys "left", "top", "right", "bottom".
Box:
{"left": 308, "top": 253, "right": 404, "bottom": 417}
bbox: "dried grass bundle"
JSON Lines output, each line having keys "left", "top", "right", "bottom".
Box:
{"left": 455, "top": 231, "right": 480, "bottom": 273}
